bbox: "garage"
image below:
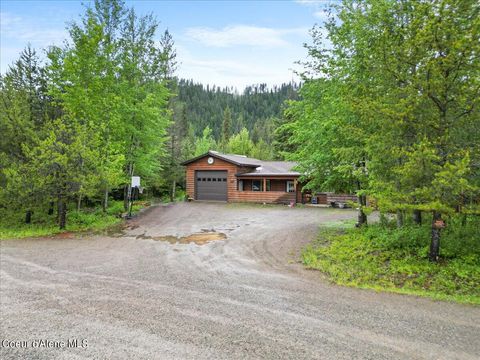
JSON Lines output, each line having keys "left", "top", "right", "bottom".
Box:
{"left": 195, "top": 170, "right": 228, "bottom": 201}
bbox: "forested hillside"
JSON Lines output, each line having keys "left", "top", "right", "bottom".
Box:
{"left": 176, "top": 80, "right": 299, "bottom": 138}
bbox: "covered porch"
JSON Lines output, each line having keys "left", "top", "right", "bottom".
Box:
{"left": 232, "top": 176, "right": 300, "bottom": 204}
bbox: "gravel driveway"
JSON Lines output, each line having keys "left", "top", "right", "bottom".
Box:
{"left": 1, "top": 202, "right": 479, "bottom": 359}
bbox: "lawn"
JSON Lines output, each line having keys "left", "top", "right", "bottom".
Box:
{"left": 303, "top": 216, "right": 480, "bottom": 305}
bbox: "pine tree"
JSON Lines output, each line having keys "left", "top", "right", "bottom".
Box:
{"left": 0, "top": 47, "right": 50, "bottom": 222}
{"left": 221, "top": 106, "right": 232, "bottom": 149}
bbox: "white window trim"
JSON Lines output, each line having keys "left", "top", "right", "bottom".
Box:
{"left": 286, "top": 180, "right": 295, "bottom": 193}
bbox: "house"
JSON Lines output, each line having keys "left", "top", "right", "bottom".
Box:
{"left": 181, "top": 150, "right": 303, "bottom": 204}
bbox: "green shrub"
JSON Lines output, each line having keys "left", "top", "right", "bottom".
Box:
{"left": 106, "top": 200, "right": 125, "bottom": 216}
{"left": 303, "top": 216, "right": 480, "bottom": 304}
{"left": 0, "top": 199, "right": 147, "bottom": 239}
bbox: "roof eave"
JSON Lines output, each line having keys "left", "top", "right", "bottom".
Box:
{"left": 236, "top": 173, "right": 301, "bottom": 177}
{"left": 181, "top": 150, "right": 260, "bottom": 167}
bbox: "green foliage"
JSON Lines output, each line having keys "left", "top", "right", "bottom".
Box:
{"left": 250, "top": 139, "right": 274, "bottom": 161}
{"left": 0, "top": 46, "right": 49, "bottom": 210}
{"left": 0, "top": 0, "right": 173, "bottom": 229}
{"left": 286, "top": 79, "right": 367, "bottom": 193}
{"left": 272, "top": 111, "right": 299, "bottom": 160}
{"left": 221, "top": 106, "right": 232, "bottom": 146}
{"left": 226, "top": 128, "right": 254, "bottom": 156}
{"left": 177, "top": 80, "right": 299, "bottom": 139}
{"left": 288, "top": 0, "right": 480, "bottom": 253}
{"left": 194, "top": 126, "right": 217, "bottom": 156}
{"left": 0, "top": 201, "right": 128, "bottom": 239}
{"left": 303, "top": 218, "right": 480, "bottom": 304}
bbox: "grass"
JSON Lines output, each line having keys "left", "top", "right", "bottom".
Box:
{"left": 302, "top": 216, "right": 480, "bottom": 305}
{"left": 0, "top": 200, "right": 148, "bottom": 240}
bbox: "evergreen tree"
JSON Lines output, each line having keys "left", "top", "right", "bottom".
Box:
{"left": 0, "top": 47, "right": 50, "bottom": 222}
{"left": 251, "top": 139, "right": 273, "bottom": 160}
{"left": 221, "top": 106, "right": 232, "bottom": 147}
{"left": 158, "top": 29, "right": 178, "bottom": 81}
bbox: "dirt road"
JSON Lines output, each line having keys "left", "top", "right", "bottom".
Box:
{"left": 1, "top": 202, "right": 479, "bottom": 359}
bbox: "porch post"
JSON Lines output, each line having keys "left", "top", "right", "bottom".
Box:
{"left": 294, "top": 178, "right": 298, "bottom": 204}
{"left": 263, "top": 177, "right": 267, "bottom": 192}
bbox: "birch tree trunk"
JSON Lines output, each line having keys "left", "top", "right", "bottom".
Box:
{"left": 357, "top": 194, "right": 367, "bottom": 226}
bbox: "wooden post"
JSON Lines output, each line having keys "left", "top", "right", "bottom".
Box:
{"left": 263, "top": 178, "right": 267, "bottom": 192}
{"left": 294, "top": 179, "right": 298, "bottom": 204}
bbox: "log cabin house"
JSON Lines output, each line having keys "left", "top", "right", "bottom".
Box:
{"left": 182, "top": 151, "right": 304, "bottom": 204}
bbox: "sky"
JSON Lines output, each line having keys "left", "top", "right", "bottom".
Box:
{"left": 0, "top": 0, "right": 332, "bottom": 90}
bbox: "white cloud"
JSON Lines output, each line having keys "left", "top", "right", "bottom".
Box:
{"left": 175, "top": 44, "right": 303, "bottom": 91}
{"left": 295, "top": 0, "right": 337, "bottom": 22}
{"left": 185, "top": 25, "right": 307, "bottom": 48}
{"left": 1, "top": 12, "right": 67, "bottom": 72}
{"left": 313, "top": 10, "right": 330, "bottom": 21}
{"left": 295, "top": 0, "right": 330, "bottom": 4}
{"left": 1, "top": 12, "right": 66, "bottom": 46}
{"left": 295, "top": 0, "right": 337, "bottom": 5}
{"left": 0, "top": 12, "right": 21, "bottom": 27}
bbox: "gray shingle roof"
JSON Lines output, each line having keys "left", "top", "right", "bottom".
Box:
{"left": 237, "top": 161, "right": 300, "bottom": 177}
{"left": 210, "top": 151, "right": 262, "bottom": 167}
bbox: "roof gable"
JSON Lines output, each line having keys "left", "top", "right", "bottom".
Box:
{"left": 181, "top": 150, "right": 261, "bottom": 167}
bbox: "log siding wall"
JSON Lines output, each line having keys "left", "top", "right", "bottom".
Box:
{"left": 185, "top": 157, "right": 243, "bottom": 201}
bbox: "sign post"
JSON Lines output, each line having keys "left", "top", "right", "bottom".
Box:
{"left": 128, "top": 176, "right": 141, "bottom": 218}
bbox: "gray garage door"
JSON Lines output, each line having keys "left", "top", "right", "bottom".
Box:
{"left": 195, "top": 170, "right": 228, "bottom": 201}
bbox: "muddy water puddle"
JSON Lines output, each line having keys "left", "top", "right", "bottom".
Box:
{"left": 137, "top": 231, "right": 226, "bottom": 245}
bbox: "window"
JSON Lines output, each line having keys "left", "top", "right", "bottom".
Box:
{"left": 202, "top": 178, "right": 206, "bottom": 181}
{"left": 212, "top": 178, "right": 216, "bottom": 181}
{"left": 197, "top": 178, "right": 201, "bottom": 182}
{"left": 222, "top": 178, "right": 227, "bottom": 182}
{"left": 238, "top": 180, "right": 244, "bottom": 191}
{"left": 266, "top": 180, "right": 271, "bottom": 191}
{"left": 207, "top": 178, "right": 211, "bottom": 181}
{"left": 252, "top": 180, "right": 263, "bottom": 191}
{"left": 286, "top": 180, "right": 295, "bottom": 193}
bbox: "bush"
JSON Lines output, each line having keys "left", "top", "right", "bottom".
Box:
{"left": 303, "top": 215, "right": 480, "bottom": 304}
{"left": 0, "top": 200, "right": 140, "bottom": 239}
{"left": 106, "top": 200, "right": 125, "bottom": 216}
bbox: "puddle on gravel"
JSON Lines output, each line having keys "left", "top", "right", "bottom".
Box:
{"left": 137, "top": 232, "right": 226, "bottom": 245}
